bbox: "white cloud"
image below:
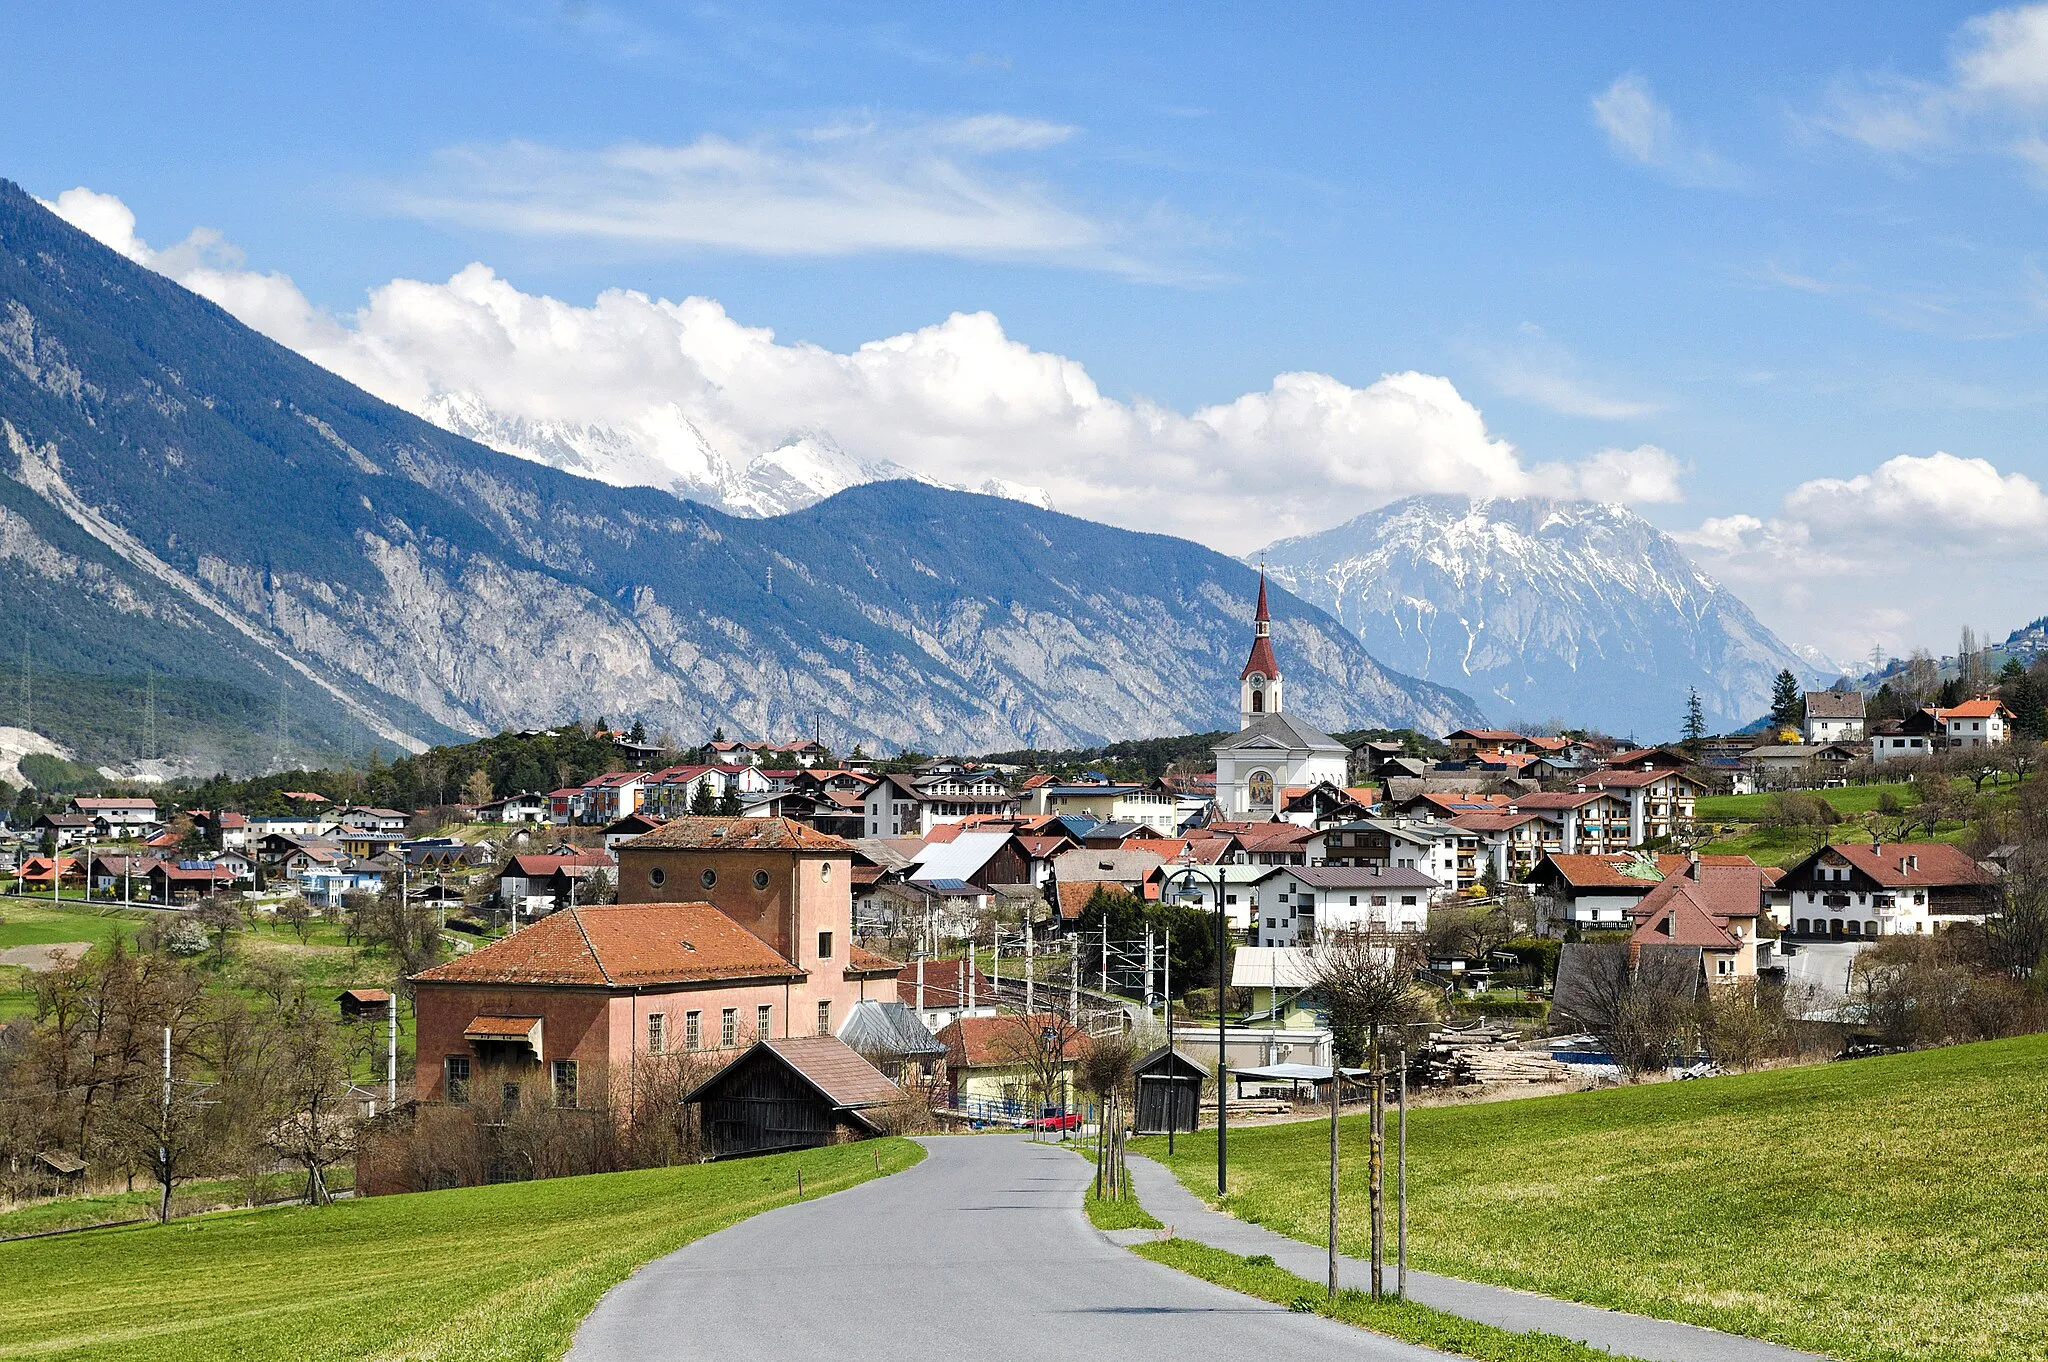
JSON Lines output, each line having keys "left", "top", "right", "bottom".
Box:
{"left": 1677, "top": 451, "right": 2048, "bottom": 665}
{"left": 375, "top": 117, "right": 1178, "bottom": 275}
{"left": 1478, "top": 324, "right": 1663, "bottom": 420}
{"left": 44, "top": 187, "right": 1688, "bottom": 555}
{"left": 1816, "top": 4, "right": 2048, "bottom": 172}
{"left": 1591, "top": 74, "right": 1744, "bottom": 188}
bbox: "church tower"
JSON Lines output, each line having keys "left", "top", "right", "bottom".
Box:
{"left": 1239, "top": 570, "right": 1283, "bottom": 728}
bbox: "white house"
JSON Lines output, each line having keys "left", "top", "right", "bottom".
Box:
{"left": 1802, "top": 690, "right": 1866, "bottom": 744}
{"left": 1319, "top": 817, "right": 1471, "bottom": 892}
{"left": 1248, "top": 865, "right": 1439, "bottom": 945}
{"left": 860, "top": 770, "right": 1017, "bottom": 838}
{"left": 1780, "top": 842, "right": 1995, "bottom": 938}
{"left": 1933, "top": 698, "right": 2011, "bottom": 750}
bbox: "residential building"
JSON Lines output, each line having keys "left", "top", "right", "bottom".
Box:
{"left": 897, "top": 956, "right": 997, "bottom": 1033}
{"left": 68, "top": 797, "right": 159, "bottom": 833}
{"left": 1624, "top": 857, "right": 1772, "bottom": 979}
{"left": 1525, "top": 851, "right": 1771, "bottom": 938}
{"left": 1320, "top": 817, "right": 1474, "bottom": 892}
{"left": 1780, "top": 842, "right": 1996, "bottom": 938}
{"left": 1744, "top": 743, "right": 1861, "bottom": 787}
{"left": 1248, "top": 865, "right": 1438, "bottom": 945}
{"left": 1870, "top": 711, "right": 1942, "bottom": 765}
{"left": 1447, "top": 811, "right": 1549, "bottom": 880}
{"left": 473, "top": 791, "right": 550, "bottom": 823}
{"left": 1803, "top": 690, "right": 1866, "bottom": 744}
{"left": 935, "top": 1013, "right": 1088, "bottom": 1117}
{"left": 1933, "top": 698, "right": 2011, "bottom": 750}
{"left": 1021, "top": 781, "right": 1181, "bottom": 834}
{"left": 859, "top": 769, "right": 1017, "bottom": 838}
{"left": 494, "top": 850, "right": 616, "bottom": 917}
{"left": 1572, "top": 767, "right": 1705, "bottom": 844}
{"left": 578, "top": 772, "right": 647, "bottom": 825}
{"left": 34, "top": 813, "right": 94, "bottom": 850}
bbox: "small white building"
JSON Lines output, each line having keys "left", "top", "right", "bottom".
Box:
{"left": 1933, "top": 698, "right": 2011, "bottom": 750}
{"left": 1802, "top": 690, "right": 1866, "bottom": 744}
{"left": 1248, "top": 865, "right": 1439, "bottom": 945}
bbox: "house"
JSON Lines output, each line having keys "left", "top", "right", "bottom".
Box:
{"left": 473, "top": 791, "right": 550, "bottom": 824}
{"left": 1276, "top": 781, "right": 1377, "bottom": 827}
{"left": 859, "top": 770, "right": 1018, "bottom": 838}
{"left": 547, "top": 787, "right": 587, "bottom": 826}
{"left": 1779, "top": 842, "right": 1996, "bottom": 938}
{"left": 1049, "top": 847, "right": 1168, "bottom": 902}
{"left": 338, "top": 829, "right": 404, "bottom": 860}
{"left": 1803, "top": 690, "right": 1866, "bottom": 744}
{"left": 17, "top": 856, "right": 83, "bottom": 889}
{"left": 836, "top": 999, "right": 949, "bottom": 1088}
{"left": 146, "top": 860, "right": 236, "bottom": 904}
{"left": 896, "top": 955, "right": 996, "bottom": 1032}
{"left": 577, "top": 772, "right": 647, "bottom": 825}
{"left": 1320, "top": 817, "right": 1473, "bottom": 892}
{"left": 1447, "top": 811, "right": 1549, "bottom": 881}
{"left": 88, "top": 853, "right": 156, "bottom": 896}
{"left": 935, "top": 1013, "right": 1088, "bottom": 1119}
{"left": 1932, "top": 698, "right": 2011, "bottom": 750}
{"left": 686, "top": 1037, "right": 902, "bottom": 1159}
{"left": 412, "top": 876, "right": 903, "bottom": 1118}
{"left": 1744, "top": 743, "right": 1861, "bottom": 787}
{"left": 494, "top": 851, "right": 616, "bottom": 917}
{"left": 1572, "top": 767, "right": 1706, "bottom": 844}
{"left": 1624, "top": 857, "right": 1772, "bottom": 979}
{"left": 1444, "top": 729, "right": 1533, "bottom": 757}
{"left": 1525, "top": 851, "right": 1769, "bottom": 938}
{"left": 907, "top": 831, "right": 1033, "bottom": 891}
{"left": 1147, "top": 861, "right": 1278, "bottom": 936}
{"left": 1870, "top": 711, "right": 1943, "bottom": 765}
{"left": 298, "top": 859, "right": 391, "bottom": 908}
{"left": 335, "top": 806, "right": 411, "bottom": 835}
{"left": 1248, "top": 865, "right": 1438, "bottom": 945}
{"left": 68, "top": 797, "right": 159, "bottom": 833}
{"left": 192, "top": 810, "right": 250, "bottom": 851}
{"left": 639, "top": 764, "right": 775, "bottom": 819}
{"left": 1021, "top": 781, "right": 1181, "bottom": 834}
{"left": 34, "top": 813, "right": 94, "bottom": 850}
{"left": 603, "top": 811, "right": 666, "bottom": 850}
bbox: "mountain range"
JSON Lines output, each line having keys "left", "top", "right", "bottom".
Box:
{"left": 0, "top": 180, "right": 1478, "bottom": 774}
{"left": 1258, "top": 495, "right": 1824, "bottom": 738}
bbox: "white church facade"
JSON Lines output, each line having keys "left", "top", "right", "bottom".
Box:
{"left": 1212, "top": 574, "right": 1351, "bottom": 817}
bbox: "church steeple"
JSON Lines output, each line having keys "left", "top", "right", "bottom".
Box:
{"left": 1239, "top": 568, "right": 1282, "bottom": 727}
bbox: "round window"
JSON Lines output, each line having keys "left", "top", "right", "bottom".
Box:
{"left": 699, "top": 868, "right": 716, "bottom": 889}
{"left": 753, "top": 869, "right": 770, "bottom": 890}
{"left": 648, "top": 866, "right": 666, "bottom": 888}
{"left": 820, "top": 861, "right": 832, "bottom": 882}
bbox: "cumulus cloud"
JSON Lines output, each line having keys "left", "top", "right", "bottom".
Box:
{"left": 1678, "top": 451, "right": 2048, "bottom": 665}
{"left": 375, "top": 117, "right": 1182, "bottom": 275}
{"left": 1591, "top": 74, "right": 1744, "bottom": 188}
{"left": 44, "top": 186, "right": 1686, "bottom": 554}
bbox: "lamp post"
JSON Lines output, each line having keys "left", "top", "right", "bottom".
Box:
{"left": 1162, "top": 849, "right": 1228, "bottom": 1196}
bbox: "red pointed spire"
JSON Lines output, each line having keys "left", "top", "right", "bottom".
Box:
{"left": 1240, "top": 568, "right": 1279, "bottom": 682}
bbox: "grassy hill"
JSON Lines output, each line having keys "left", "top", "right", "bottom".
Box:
{"left": 1140, "top": 1035, "right": 2048, "bottom": 1362}
{"left": 0, "top": 1138, "right": 921, "bottom": 1361}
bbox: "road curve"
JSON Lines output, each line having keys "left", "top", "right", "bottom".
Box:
{"left": 570, "top": 1134, "right": 1446, "bottom": 1362}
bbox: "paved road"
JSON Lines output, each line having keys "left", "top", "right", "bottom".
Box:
{"left": 570, "top": 1134, "right": 1447, "bottom": 1362}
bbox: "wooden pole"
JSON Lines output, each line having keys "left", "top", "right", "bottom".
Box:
{"left": 1398, "top": 1040, "right": 1409, "bottom": 1299}
{"left": 1369, "top": 1025, "right": 1384, "bottom": 1298}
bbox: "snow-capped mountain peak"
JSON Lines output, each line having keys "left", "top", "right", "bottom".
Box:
{"left": 1257, "top": 494, "right": 1824, "bottom": 736}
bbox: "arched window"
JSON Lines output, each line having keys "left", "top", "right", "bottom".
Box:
{"left": 1251, "top": 689, "right": 1264, "bottom": 713}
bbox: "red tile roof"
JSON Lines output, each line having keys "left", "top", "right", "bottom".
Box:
{"left": 846, "top": 944, "right": 904, "bottom": 978}
{"left": 1823, "top": 842, "right": 1993, "bottom": 889}
{"left": 938, "top": 1013, "right": 1091, "bottom": 1069}
{"left": 897, "top": 956, "right": 991, "bottom": 1008}
{"left": 1056, "top": 879, "right": 1121, "bottom": 920}
{"left": 624, "top": 816, "right": 852, "bottom": 851}
{"left": 1630, "top": 890, "right": 1738, "bottom": 951}
{"left": 411, "top": 903, "right": 800, "bottom": 987}
{"left": 1934, "top": 699, "right": 2010, "bottom": 720}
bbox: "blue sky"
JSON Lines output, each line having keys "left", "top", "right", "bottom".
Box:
{"left": 6, "top": 1, "right": 2048, "bottom": 663}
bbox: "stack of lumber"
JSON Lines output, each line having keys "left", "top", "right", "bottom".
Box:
{"left": 1422, "top": 1026, "right": 1569, "bottom": 1085}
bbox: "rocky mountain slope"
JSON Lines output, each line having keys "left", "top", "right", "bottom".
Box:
{"left": 0, "top": 181, "right": 1477, "bottom": 769}
{"left": 1258, "top": 495, "right": 1820, "bottom": 737}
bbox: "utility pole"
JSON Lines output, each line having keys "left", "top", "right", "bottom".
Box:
{"left": 916, "top": 954, "right": 926, "bottom": 1015}
{"left": 158, "top": 1025, "right": 172, "bottom": 1224}
{"left": 1100, "top": 921, "right": 1109, "bottom": 994}
{"left": 1143, "top": 927, "right": 1154, "bottom": 1013}
{"left": 1329, "top": 1046, "right": 1341, "bottom": 1298}
{"left": 387, "top": 993, "right": 398, "bottom": 1109}
{"left": 1025, "top": 914, "right": 1035, "bottom": 1015}
{"left": 1398, "top": 1038, "right": 1409, "bottom": 1299}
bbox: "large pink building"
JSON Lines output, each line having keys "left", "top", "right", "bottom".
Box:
{"left": 411, "top": 817, "right": 901, "bottom": 1113}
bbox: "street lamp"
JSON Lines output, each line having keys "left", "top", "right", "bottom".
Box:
{"left": 1162, "top": 847, "right": 1229, "bottom": 1197}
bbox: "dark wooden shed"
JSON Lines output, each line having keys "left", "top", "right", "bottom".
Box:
{"left": 686, "top": 1036, "right": 903, "bottom": 1160}
{"left": 1133, "top": 1045, "right": 1206, "bottom": 1135}
{"left": 338, "top": 988, "right": 392, "bottom": 1020}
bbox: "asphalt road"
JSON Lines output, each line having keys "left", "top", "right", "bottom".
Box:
{"left": 569, "top": 1134, "right": 1448, "bottom": 1362}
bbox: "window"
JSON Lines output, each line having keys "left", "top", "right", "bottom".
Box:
{"left": 685, "top": 1010, "right": 702, "bottom": 1050}
{"left": 821, "top": 861, "right": 832, "bottom": 882}
{"left": 648, "top": 1013, "right": 667, "bottom": 1054}
{"left": 817, "top": 1000, "right": 832, "bottom": 1036}
{"left": 720, "top": 1007, "right": 738, "bottom": 1047}
{"left": 648, "top": 866, "right": 666, "bottom": 888}
{"left": 552, "top": 1060, "right": 579, "bottom": 1109}
{"left": 1348, "top": 895, "right": 1358, "bottom": 906}
{"left": 817, "top": 930, "right": 833, "bottom": 959}
{"left": 1401, "top": 895, "right": 1417, "bottom": 906}
{"left": 753, "top": 869, "right": 770, "bottom": 890}
{"left": 700, "top": 868, "right": 717, "bottom": 889}
{"left": 445, "top": 1055, "right": 471, "bottom": 1104}
{"left": 1717, "top": 958, "right": 1733, "bottom": 976}
{"left": 502, "top": 1081, "right": 521, "bottom": 1111}
{"left": 756, "top": 1004, "right": 772, "bottom": 1038}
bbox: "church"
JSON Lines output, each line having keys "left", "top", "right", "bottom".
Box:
{"left": 1211, "top": 574, "right": 1351, "bottom": 817}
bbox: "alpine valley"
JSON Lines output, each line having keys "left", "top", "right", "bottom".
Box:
{"left": 1258, "top": 495, "right": 1826, "bottom": 739}
{"left": 0, "top": 181, "right": 1481, "bottom": 772}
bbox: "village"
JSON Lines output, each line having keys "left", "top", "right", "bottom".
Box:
{"left": 1, "top": 578, "right": 2029, "bottom": 1183}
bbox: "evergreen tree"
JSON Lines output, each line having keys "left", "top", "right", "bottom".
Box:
{"left": 690, "top": 781, "right": 717, "bottom": 815}
{"left": 627, "top": 718, "right": 646, "bottom": 744}
{"left": 1682, "top": 687, "right": 1707, "bottom": 748}
{"left": 1769, "top": 670, "right": 1803, "bottom": 730}
{"left": 717, "top": 787, "right": 743, "bottom": 816}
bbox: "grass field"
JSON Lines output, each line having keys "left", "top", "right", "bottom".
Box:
{"left": 0, "top": 1138, "right": 923, "bottom": 1361}
{"left": 1694, "top": 782, "right": 1918, "bottom": 822}
{"left": 1140, "top": 1035, "right": 2048, "bottom": 1362}
{"left": 0, "top": 897, "right": 149, "bottom": 950}
{"left": 0, "top": 1168, "right": 358, "bottom": 1239}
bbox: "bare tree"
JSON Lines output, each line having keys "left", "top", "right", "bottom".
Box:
{"left": 1310, "top": 931, "right": 1431, "bottom": 1299}
{"left": 1078, "top": 1031, "right": 1140, "bottom": 1199}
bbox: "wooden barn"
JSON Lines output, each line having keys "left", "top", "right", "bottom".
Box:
{"left": 687, "top": 1036, "right": 903, "bottom": 1159}
{"left": 1132, "top": 1045, "right": 1206, "bottom": 1135}
{"left": 337, "top": 988, "right": 392, "bottom": 1020}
